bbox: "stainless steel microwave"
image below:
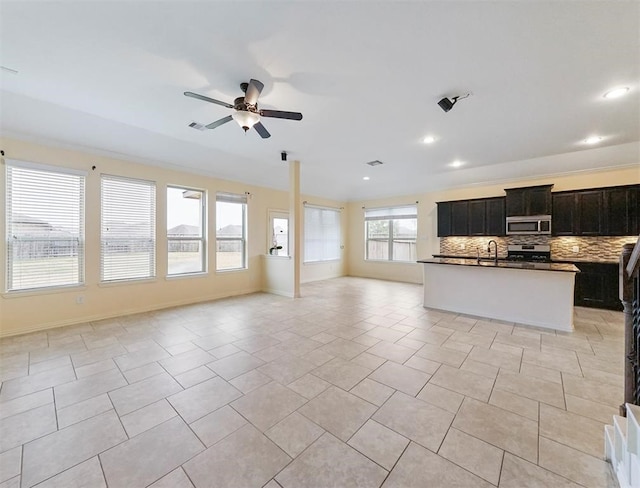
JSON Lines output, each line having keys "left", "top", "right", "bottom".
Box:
{"left": 506, "top": 215, "right": 552, "bottom": 235}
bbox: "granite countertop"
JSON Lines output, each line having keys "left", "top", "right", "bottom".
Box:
{"left": 432, "top": 254, "right": 617, "bottom": 265}
{"left": 419, "top": 257, "right": 579, "bottom": 273}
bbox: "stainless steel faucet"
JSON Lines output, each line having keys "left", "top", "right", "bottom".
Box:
{"left": 487, "top": 240, "right": 498, "bottom": 263}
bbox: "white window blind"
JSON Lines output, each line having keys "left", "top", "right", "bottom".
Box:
{"left": 365, "top": 205, "right": 417, "bottom": 262}
{"left": 6, "top": 160, "right": 85, "bottom": 291}
{"left": 101, "top": 175, "right": 156, "bottom": 282}
{"left": 304, "top": 205, "right": 341, "bottom": 263}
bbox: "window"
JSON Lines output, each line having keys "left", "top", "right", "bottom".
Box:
{"left": 365, "top": 205, "right": 417, "bottom": 262}
{"left": 216, "top": 192, "right": 247, "bottom": 270}
{"left": 304, "top": 205, "right": 341, "bottom": 263}
{"left": 269, "top": 210, "right": 289, "bottom": 256}
{"left": 101, "top": 175, "right": 156, "bottom": 282}
{"left": 167, "top": 186, "right": 206, "bottom": 275}
{"left": 6, "top": 160, "right": 85, "bottom": 291}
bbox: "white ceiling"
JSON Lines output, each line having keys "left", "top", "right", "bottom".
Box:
{"left": 1, "top": 1, "right": 638, "bottom": 201}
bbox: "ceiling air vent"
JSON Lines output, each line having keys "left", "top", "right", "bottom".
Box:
{"left": 366, "top": 160, "right": 384, "bottom": 167}
{"left": 188, "top": 121, "right": 207, "bottom": 131}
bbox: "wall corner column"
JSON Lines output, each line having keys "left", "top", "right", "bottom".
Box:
{"left": 289, "top": 160, "right": 301, "bottom": 298}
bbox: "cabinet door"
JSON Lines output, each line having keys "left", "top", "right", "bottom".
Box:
{"left": 574, "top": 263, "right": 622, "bottom": 311}
{"left": 437, "top": 202, "right": 452, "bottom": 237}
{"left": 486, "top": 198, "right": 505, "bottom": 236}
{"left": 505, "top": 189, "right": 526, "bottom": 217}
{"left": 552, "top": 193, "right": 576, "bottom": 235}
{"left": 577, "top": 190, "right": 604, "bottom": 235}
{"left": 451, "top": 201, "right": 469, "bottom": 236}
{"left": 468, "top": 200, "right": 486, "bottom": 235}
{"left": 528, "top": 186, "right": 552, "bottom": 215}
{"left": 605, "top": 186, "right": 639, "bottom": 236}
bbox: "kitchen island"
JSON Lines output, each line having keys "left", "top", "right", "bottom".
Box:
{"left": 418, "top": 258, "right": 579, "bottom": 331}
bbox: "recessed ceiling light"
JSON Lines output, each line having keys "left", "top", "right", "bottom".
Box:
{"left": 363, "top": 176, "right": 370, "bottom": 181}
{"left": 584, "top": 136, "right": 603, "bottom": 145}
{"left": 603, "top": 87, "right": 630, "bottom": 99}
{"left": 450, "top": 160, "right": 465, "bottom": 168}
{"left": 422, "top": 135, "right": 436, "bottom": 144}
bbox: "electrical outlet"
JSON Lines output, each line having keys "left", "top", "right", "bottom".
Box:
{"left": 460, "top": 243, "right": 466, "bottom": 250}
{"left": 572, "top": 246, "right": 579, "bottom": 253}
{"left": 76, "top": 295, "right": 84, "bottom": 305}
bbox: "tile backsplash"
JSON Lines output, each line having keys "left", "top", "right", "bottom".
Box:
{"left": 440, "top": 235, "right": 638, "bottom": 262}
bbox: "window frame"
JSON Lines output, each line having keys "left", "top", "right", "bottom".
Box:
{"left": 215, "top": 192, "right": 248, "bottom": 272}
{"left": 5, "top": 159, "right": 86, "bottom": 293}
{"left": 364, "top": 205, "right": 417, "bottom": 263}
{"left": 100, "top": 174, "right": 157, "bottom": 283}
{"left": 268, "top": 209, "right": 289, "bottom": 257}
{"left": 167, "top": 185, "right": 207, "bottom": 277}
{"left": 303, "top": 205, "right": 341, "bottom": 264}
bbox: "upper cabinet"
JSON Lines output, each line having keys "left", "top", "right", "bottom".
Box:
{"left": 437, "top": 197, "right": 505, "bottom": 237}
{"left": 552, "top": 185, "right": 639, "bottom": 236}
{"left": 505, "top": 185, "right": 553, "bottom": 216}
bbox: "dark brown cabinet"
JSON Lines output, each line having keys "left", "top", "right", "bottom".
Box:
{"left": 574, "top": 262, "right": 622, "bottom": 311}
{"left": 552, "top": 185, "right": 638, "bottom": 236}
{"left": 437, "top": 197, "right": 505, "bottom": 237}
{"left": 505, "top": 185, "right": 552, "bottom": 216}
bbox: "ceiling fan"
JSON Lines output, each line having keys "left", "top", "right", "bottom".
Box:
{"left": 184, "top": 79, "right": 303, "bottom": 139}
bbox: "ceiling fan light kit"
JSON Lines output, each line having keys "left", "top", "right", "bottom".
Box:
{"left": 184, "top": 79, "right": 303, "bottom": 139}
{"left": 438, "top": 92, "right": 471, "bottom": 112}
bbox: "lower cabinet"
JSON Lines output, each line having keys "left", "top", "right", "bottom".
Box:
{"left": 574, "top": 262, "right": 622, "bottom": 311}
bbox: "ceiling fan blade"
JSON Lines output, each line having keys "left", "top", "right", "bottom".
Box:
{"left": 254, "top": 121, "right": 271, "bottom": 139}
{"left": 244, "top": 79, "right": 264, "bottom": 106}
{"left": 205, "top": 115, "right": 233, "bottom": 129}
{"left": 184, "top": 91, "right": 233, "bottom": 109}
{"left": 260, "top": 109, "right": 303, "bottom": 121}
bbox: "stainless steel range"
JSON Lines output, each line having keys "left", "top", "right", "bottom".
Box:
{"left": 506, "top": 244, "right": 551, "bottom": 263}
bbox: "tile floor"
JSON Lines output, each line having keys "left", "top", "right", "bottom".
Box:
{"left": 0, "top": 277, "right": 622, "bottom": 487}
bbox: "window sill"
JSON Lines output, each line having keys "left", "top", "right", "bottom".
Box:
{"left": 216, "top": 268, "right": 248, "bottom": 274}
{"left": 364, "top": 260, "right": 419, "bottom": 264}
{"left": 165, "top": 272, "right": 208, "bottom": 281}
{"left": 98, "top": 278, "right": 157, "bottom": 288}
{"left": 303, "top": 259, "right": 341, "bottom": 265}
{"left": 2, "top": 284, "right": 88, "bottom": 299}
{"left": 263, "top": 254, "right": 291, "bottom": 259}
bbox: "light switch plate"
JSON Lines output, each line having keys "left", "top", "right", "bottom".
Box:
{"left": 572, "top": 246, "right": 579, "bottom": 253}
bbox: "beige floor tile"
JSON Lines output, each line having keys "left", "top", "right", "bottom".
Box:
{"left": 54, "top": 369, "right": 127, "bottom": 410}
{"left": 450, "top": 330, "right": 494, "bottom": 348}
{"left": 312, "top": 357, "right": 371, "bottom": 390}
{"left": 500, "top": 452, "right": 582, "bottom": 488}
{"left": 415, "top": 343, "right": 468, "bottom": 367}
{"left": 319, "top": 338, "right": 368, "bottom": 361}
{"left": 109, "top": 372, "right": 182, "bottom": 416}
{"left": 206, "top": 351, "right": 265, "bottom": 380}
{"left": 350, "top": 378, "right": 395, "bottom": 406}
{"left": 368, "top": 341, "right": 416, "bottom": 363}
{"left": 522, "top": 349, "right": 582, "bottom": 375}
{"left": 416, "top": 383, "right": 464, "bottom": 413}
{"left": 565, "top": 393, "right": 619, "bottom": 424}
{"left": 0, "top": 404, "right": 57, "bottom": 453}
{"left": 190, "top": 405, "right": 247, "bottom": 447}
{"left": 33, "top": 457, "right": 106, "bottom": 488}
{"left": 74, "top": 358, "right": 118, "bottom": 379}
{"left": 520, "top": 361, "right": 563, "bottom": 384}
{"left": 489, "top": 389, "right": 538, "bottom": 421}
{"left": 228, "top": 369, "right": 272, "bottom": 393}
{"left": 257, "top": 355, "right": 317, "bottom": 385}
{"left": 453, "top": 397, "right": 538, "bottom": 463}
{"left": 0, "top": 389, "right": 53, "bottom": 421}
{"left": 405, "top": 328, "right": 451, "bottom": 346}
{"left": 368, "top": 361, "right": 430, "bottom": 396}
{"left": 277, "top": 432, "right": 387, "bottom": 488}
{"left": 438, "top": 427, "right": 503, "bottom": 485}
{"left": 459, "top": 358, "right": 499, "bottom": 379}
{"left": 0, "top": 447, "right": 21, "bottom": 484}
{"left": 395, "top": 337, "right": 425, "bottom": 350}
{"left": 101, "top": 416, "right": 204, "bottom": 488}
{"left": 231, "top": 382, "right": 306, "bottom": 431}
{"left": 173, "top": 365, "right": 216, "bottom": 389}
{"left": 562, "top": 374, "right": 623, "bottom": 407}
{"left": 0, "top": 365, "right": 76, "bottom": 402}
{"left": 287, "top": 373, "right": 331, "bottom": 399}
{"left": 70, "top": 343, "right": 127, "bottom": 368}
{"left": 28, "top": 356, "right": 73, "bottom": 376}
{"left": 184, "top": 424, "right": 290, "bottom": 488}
{"left": 539, "top": 403, "right": 605, "bottom": 458}
{"left": 538, "top": 436, "right": 616, "bottom": 488}
{"left": 542, "top": 334, "right": 594, "bottom": 354}
{"left": 266, "top": 412, "right": 325, "bottom": 457}
{"left": 121, "top": 362, "right": 165, "bottom": 383}
{"left": 351, "top": 351, "right": 386, "bottom": 369}
{"left": 21, "top": 410, "right": 126, "bottom": 487}
{"left": 404, "top": 355, "right": 442, "bottom": 374}
{"left": 467, "top": 346, "right": 521, "bottom": 371}
{"left": 429, "top": 364, "right": 495, "bottom": 402}
{"left": 373, "top": 391, "right": 453, "bottom": 452}
{"left": 120, "top": 399, "right": 177, "bottom": 438}
{"left": 57, "top": 393, "right": 114, "bottom": 429}
{"left": 381, "top": 441, "right": 493, "bottom": 488}
{"left": 148, "top": 468, "right": 194, "bottom": 488}
{"left": 298, "top": 386, "right": 376, "bottom": 441}
{"left": 158, "top": 348, "right": 214, "bottom": 376}
{"left": 495, "top": 370, "right": 565, "bottom": 408}
{"left": 114, "top": 343, "right": 170, "bottom": 372}
{"left": 494, "top": 331, "right": 541, "bottom": 350}
{"left": 348, "top": 419, "right": 409, "bottom": 470}
{"left": 168, "top": 376, "right": 241, "bottom": 423}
